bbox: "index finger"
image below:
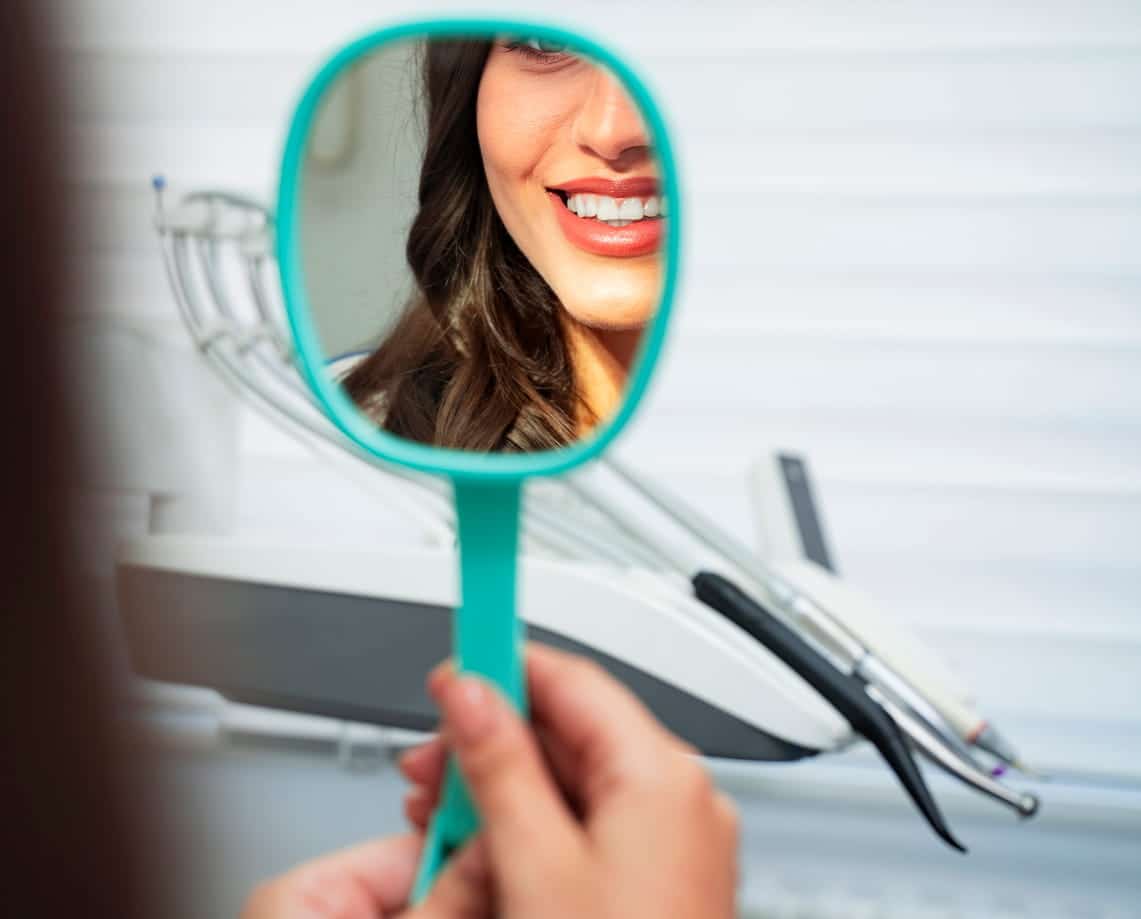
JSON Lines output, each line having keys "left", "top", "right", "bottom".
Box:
{"left": 523, "top": 643, "right": 683, "bottom": 808}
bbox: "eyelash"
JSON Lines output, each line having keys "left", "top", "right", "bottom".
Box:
{"left": 503, "top": 39, "right": 572, "bottom": 65}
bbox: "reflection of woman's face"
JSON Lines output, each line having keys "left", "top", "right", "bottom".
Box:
{"left": 476, "top": 39, "right": 664, "bottom": 332}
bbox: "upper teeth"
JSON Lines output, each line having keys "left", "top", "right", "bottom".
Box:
{"left": 563, "top": 193, "right": 667, "bottom": 225}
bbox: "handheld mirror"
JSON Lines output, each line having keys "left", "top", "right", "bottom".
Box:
{"left": 276, "top": 19, "right": 679, "bottom": 897}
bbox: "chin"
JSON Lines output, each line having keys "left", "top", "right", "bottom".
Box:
{"left": 565, "top": 305, "right": 654, "bottom": 332}
{"left": 557, "top": 280, "right": 653, "bottom": 324}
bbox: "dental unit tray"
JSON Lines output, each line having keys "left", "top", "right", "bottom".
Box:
{"left": 123, "top": 182, "right": 1041, "bottom": 846}
{"left": 117, "top": 537, "right": 846, "bottom": 761}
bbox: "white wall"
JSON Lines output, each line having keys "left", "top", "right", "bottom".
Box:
{"left": 301, "top": 41, "right": 424, "bottom": 357}
{"left": 57, "top": 0, "right": 1141, "bottom": 880}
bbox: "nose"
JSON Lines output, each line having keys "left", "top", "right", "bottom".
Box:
{"left": 570, "top": 67, "right": 651, "bottom": 168}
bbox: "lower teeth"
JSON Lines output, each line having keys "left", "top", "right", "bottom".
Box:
{"left": 603, "top": 219, "right": 632, "bottom": 227}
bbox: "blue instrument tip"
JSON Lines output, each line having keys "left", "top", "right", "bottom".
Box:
{"left": 152, "top": 175, "right": 167, "bottom": 190}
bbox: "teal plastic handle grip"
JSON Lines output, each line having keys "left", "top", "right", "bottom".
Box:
{"left": 412, "top": 479, "right": 526, "bottom": 902}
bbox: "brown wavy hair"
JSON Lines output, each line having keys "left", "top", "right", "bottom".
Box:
{"left": 341, "top": 39, "right": 586, "bottom": 451}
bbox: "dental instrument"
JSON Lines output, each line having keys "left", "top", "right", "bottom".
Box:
{"left": 561, "top": 469, "right": 1040, "bottom": 827}
{"left": 613, "top": 453, "right": 1035, "bottom": 774}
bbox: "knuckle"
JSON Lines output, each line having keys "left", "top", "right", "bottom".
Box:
{"left": 460, "top": 722, "right": 530, "bottom": 799}
{"left": 564, "top": 655, "right": 609, "bottom": 689}
{"left": 673, "top": 755, "right": 715, "bottom": 805}
{"left": 718, "top": 795, "right": 741, "bottom": 840}
{"left": 674, "top": 738, "right": 701, "bottom": 759}
{"left": 292, "top": 873, "right": 355, "bottom": 919}
{"left": 463, "top": 731, "right": 512, "bottom": 782}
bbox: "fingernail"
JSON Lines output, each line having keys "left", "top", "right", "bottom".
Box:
{"left": 403, "top": 788, "right": 432, "bottom": 826}
{"left": 397, "top": 741, "right": 430, "bottom": 772}
{"left": 413, "top": 734, "right": 441, "bottom": 755}
{"left": 441, "top": 676, "right": 496, "bottom": 744}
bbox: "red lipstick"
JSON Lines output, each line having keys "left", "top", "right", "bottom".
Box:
{"left": 551, "top": 176, "right": 659, "bottom": 197}
{"left": 546, "top": 175, "right": 664, "bottom": 259}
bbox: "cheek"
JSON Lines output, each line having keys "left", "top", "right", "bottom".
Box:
{"left": 477, "top": 70, "right": 525, "bottom": 192}
{"left": 477, "top": 65, "right": 568, "bottom": 192}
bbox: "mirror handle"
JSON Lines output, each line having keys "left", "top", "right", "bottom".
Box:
{"left": 413, "top": 479, "right": 526, "bottom": 900}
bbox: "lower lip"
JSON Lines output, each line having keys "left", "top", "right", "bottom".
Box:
{"left": 548, "top": 192, "right": 664, "bottom": 258}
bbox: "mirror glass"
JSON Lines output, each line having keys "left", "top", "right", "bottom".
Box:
{"left": 295, "top": 31, "right": 671, "bottom": 453}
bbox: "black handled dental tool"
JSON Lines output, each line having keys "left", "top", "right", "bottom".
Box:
{"left": 693, "top": 571, "right": 966, "bottom": 853}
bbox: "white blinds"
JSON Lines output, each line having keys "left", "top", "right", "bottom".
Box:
{"left": 60, "top": 0, "right": 1141, "bottom": 781}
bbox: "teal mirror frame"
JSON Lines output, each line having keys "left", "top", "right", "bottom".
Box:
{"left": 276, "top": 16, "right": 681, "bottom": 901}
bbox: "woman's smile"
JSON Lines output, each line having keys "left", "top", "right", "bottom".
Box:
{"left": 546, "top": 176, "right": 666, "bottom": 258}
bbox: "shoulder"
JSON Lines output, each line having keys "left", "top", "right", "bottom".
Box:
{"left": 327, "top": 351, "right": 390, "bottom": 419}
{"left": 327, "top": 351, "right": 369, "bottom": 378}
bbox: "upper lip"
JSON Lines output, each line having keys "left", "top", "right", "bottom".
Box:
{"left": 549, "top": 176, "right": 660, "bottom": 198}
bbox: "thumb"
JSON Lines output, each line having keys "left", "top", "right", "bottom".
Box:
{"left": 431, "top": 672, "right": 585, "bottom": 880}
{"left": 405, "top": 836, "right": 492, "bottom": 919}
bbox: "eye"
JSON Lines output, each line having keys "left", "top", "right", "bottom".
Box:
{"left": 503, "top": 36, "right": 575, "bottom": 65}
{"left": 524, "top": 37, "right": 567, "bottom": 54}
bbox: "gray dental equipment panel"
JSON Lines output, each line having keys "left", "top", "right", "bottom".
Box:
{"left": 117, "top": 564, "right": 815, "bottom": 762}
